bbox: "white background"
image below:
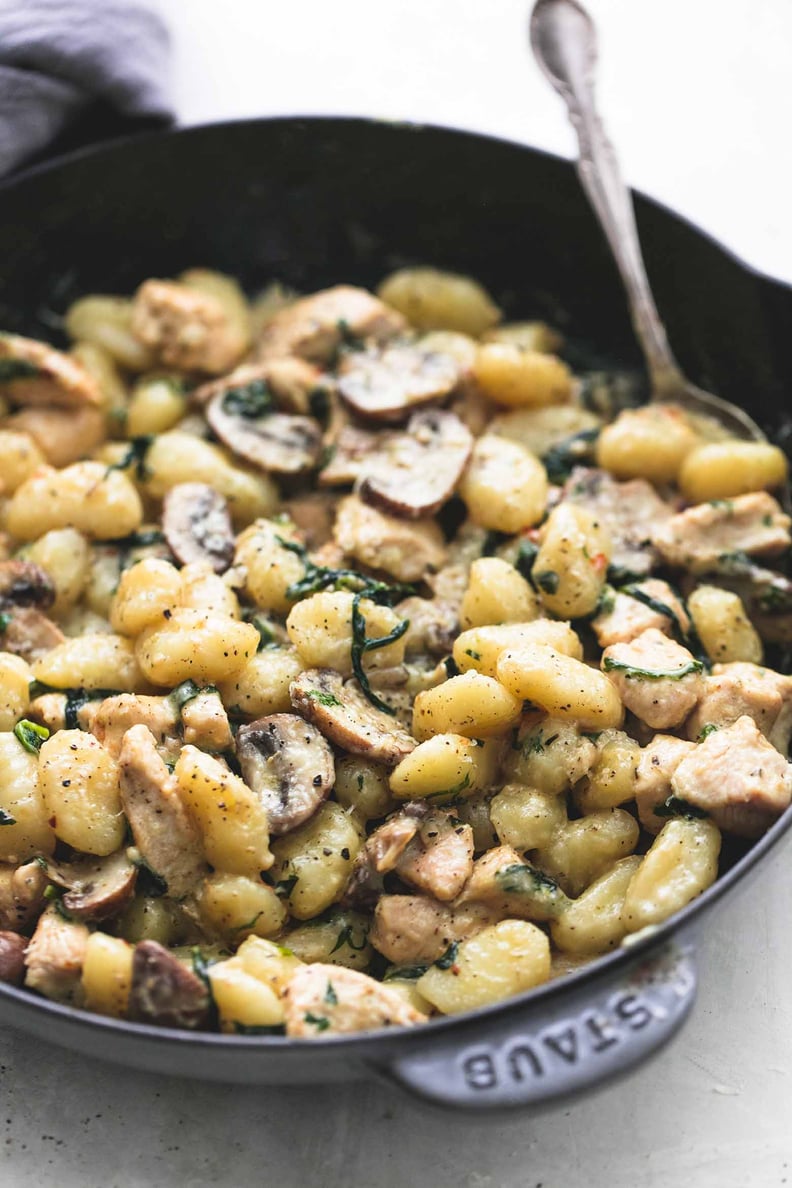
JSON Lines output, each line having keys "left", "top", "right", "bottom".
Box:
{"left": 3, "top": 3, "right": 792, "bottom": 1186}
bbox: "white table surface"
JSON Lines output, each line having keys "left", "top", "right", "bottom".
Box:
{"left": 4, "top": 3, "right": 792, "bottom": 1185}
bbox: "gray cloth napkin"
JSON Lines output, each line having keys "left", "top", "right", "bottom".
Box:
{"left": 0, "top": 0, "right": 172, "bottom": 178}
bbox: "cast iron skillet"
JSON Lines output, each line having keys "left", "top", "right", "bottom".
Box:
{"left": 0, "top": 117, "right": 791, "bottom": 1112}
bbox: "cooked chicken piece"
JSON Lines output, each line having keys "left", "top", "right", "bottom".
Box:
{"left": 290, "top": 668, "right": 417, "bottom": 766}
{"left": 282, "top": 491, "right": 338, "bottom": 549}
{"left": 369, "top": 894, "right": 498, "bottom": 965}
{"left": 0, "top": 607, "right": 64, "bottom": 663}
{"left": 255, "top": 284, "right": 406, "bottom": 365}
{"left": 343, "top": 811, "right": 422, "bottom": 908}
{"left": 0, "top": 859, "right": 48, "bottom": 931}
{"left": 4, "top": 404, "right": 106, "bottom": 468}
{"left": 131, "top": 279, "right": 249, "bottom": 374}
{"left": 0, "top": 559, "right": 55, "bottom": 609}
{"left": 43, "top": 850, "right": 137, "bottom": 922}
{"left": 319, "top": 424, "right": 379, "bottom": 486}
{"left": 602, "top": 628, "right": 704, "bottom": 730}
{"left": 235, "top": 713, "right": 335, "bottom": 835}
{"left": 336, "top": 343, "right": 461, "bottom": 423}
{"left": 592, "top": 579, "right": 691, "bottom": 648}
{"left": 283, "top": 963, "right": 426, "bottom": 1037}
{"left": 162, "top": 483, "right": 235, "bottom": 573}
{"left": 181, "top": 689, "right": 234, "bottom": 752}
{"left": 0, "top": 332, "right": 101, "bottom": 407}
{"left": 128, "top": 940, "right": 210, "bottom": 1028}
{"left": 454, "top": 845, "right": 569, "bottom": 921}
{"left": 672, "top": 715, "right": 792, "bottom": 837}
{"left": 562, "top": 467, "right": 674, "bottom": 578}
{"left": 652, "top": 492, "right": 791, "bottom": 573}
{"left": 0, "top": 932, "right": 26, "bottom": 986}
{"left": 356, "top": 409, "right": 473, "bottom": 518}
{"left": 396, "top": 810, "right": 475, "bottom": 902}
{"left": 684, "top": 662, "right": 792, "bottom": 754}
{"left": 24, "top": 905, "right": 90, "bottom": 1005}
{"left": 91, "top": 694, "right": 181, "bottom": 760}
{"left": 118, "top": 724, "right": 208, "bottom": 899}
{"left": 396, "top": 596, "right": 458, "bottom": 657}
{"left": 192, "top": 356, "right": 325, "bottom": 414}
{"left": 634, "top": 733, "right": 697, "bottom": 833}
{"left": 334, "top": 494, "right": 447, "bottom": 583}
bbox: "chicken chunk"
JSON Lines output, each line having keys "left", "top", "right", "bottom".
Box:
{"left": 652, "top": 492, "right": 791, "bottom": 573}
{"left": 396, "top": 811, "right": 475, "bottom": 902}
{"left": 24, "top": 905, "right": 90, "bottom": 1005}
{"left": 0, "top": 859, "right": 48, "bottom": 931}
{"left": 181, "top": 689, "right": 234, "bottom": 752}
{"left": 118, "top": 724, "right": 208, "bottom": 899}
{"left": 370, "top": 894, "right": 498, "bottom": 965}
{"left": 334, "top": 494, "right": 447, "bottom": 583}
{"left": 396, "top": 596, "right": 458, "bottom": 657}
{"left": 255, "top": 284, "right": 406, "bottom": 365}
{"left": 592, "top": 579, "right": 691, "bottom": 648}
{"left": 671, "top": 715, "right": 792, "bottom": 837}
{"left": 684, "top": 662, "right": 792, "bottom": 754}
{"left": 602, "top": 628, "right": 703, "bottom": 730}
{"left": 0, "top": 932, "right": 26, "bottom": 985}
{"left": 131, "top": 279, "right": 249, "bottom": 374}
{"left": 91, "top": 694, "right": 181, "bottom": 760}
{"left": 283, "top": 963, "right": 426, "bottom": 1037}
{"left": 634, "top": 734, "right": 697, "bottom": 833}
{"left": 562, "top": 467, "right": 673, "bottom": 578}
{"left": 454, "top": 845, "right": 570, "bottom": 921}
{"left": 0, "top": 332, "right": 101, "bottom": 407}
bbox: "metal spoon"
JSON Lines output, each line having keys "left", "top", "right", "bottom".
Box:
{"left": 529, "top": 0, "right": 766, "bottom": 442}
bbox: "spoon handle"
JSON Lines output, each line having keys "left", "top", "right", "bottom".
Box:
{"left": 530, "top": 0, "right": 683, "bottom": 396}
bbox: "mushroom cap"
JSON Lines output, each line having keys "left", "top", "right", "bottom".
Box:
{"left": 162, "top": 482, "right": 235, "bottom": 573}
{"left": 290, "top": 668, "right": 417, "bottom": 767}
{"left": 236, "top": 713, "right": 335, "bottom": 835}
{"left": 336, "top": 343, "right": 461, "bottom": 422}
{"left": 207, "top": 388, "right": 323, "bottom": 474}
{"left": 357, "top": 409, "right": 473, "bottom": 518}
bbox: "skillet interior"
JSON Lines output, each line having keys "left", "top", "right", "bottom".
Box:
{"left": 0, "top": 116, "right": 791, "bottom": 1079}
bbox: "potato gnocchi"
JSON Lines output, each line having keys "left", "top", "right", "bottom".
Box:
{"left": 0, "top": 265, "right": 790, "bottom": 1037}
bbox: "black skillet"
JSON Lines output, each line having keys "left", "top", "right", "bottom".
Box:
{"left": 0, "top": 117, "right": 790, "bottom": 1111}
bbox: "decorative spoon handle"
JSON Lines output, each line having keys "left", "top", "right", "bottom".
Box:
{"left": 530, "top": 0, "right": 684, "bottom": 397}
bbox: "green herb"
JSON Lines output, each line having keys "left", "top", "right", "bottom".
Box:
{"left": 304, "top": 1012, "right": 331, "bottom": 1032}
{"left": 762, "top": 513, "right": 774, "bottom": 527}
{"left": 383, "top": 964, "right": 429, "bottom": 982}
{"left": 541, "top": 429, "right": 601, "bottom": 484}
{"left": 309, "top": 387, "right": 331, "bottom": 424}
{"left": 602, "top": 656, "right": 703, "bottom": 681}
{"left": 514, "top": 539, "right": 539, "bottom": 581}
{"left": 619, "top": 584, "right": 689, "bottom": 645}
{"left": 582, "top": 730, "right": 603, "bottom": 742}
{"left": 169, "top": 680, "right": 202, "bottom": 711}
{"left": 654, "top": 795, "right": 709, "bottom": 820}
{"left": 434, "top": 942, "right": 460, "bottom": 970}
{"left": 131, "top": 855, "right": 168, "bottom": 898}
{"left": 697, "top": 723, "right": 721, "bottom": 742}
{"left": 64, "top": 688, "right": 97, "bottom": 731}
{"left": 425, "top": 771, "right": 471, "bottom": 803}
{"left": 0, "top": 611, "right": 11, "bottom": 634}
{"left": 108, "top": 434, "right": 155, "bottom": 481}
{"left": 595, "top": 585, "right": 616, "bottom": 616}
{"left": 350, "top": 593, "right": 410, "bottom": 715}
{"left": 274, "top": 875, "right": 298, "bottom": 898}
{"left": 246, "top": 613, "right": 275, "bottom": 649}
{"left": 233, "top": 1022, "right": 286, "bottom": 1036}
{"left": 481, "top": 530, "right": 510, "bottom": 557}
{"left": 0, "top": 358, "right": 40, "bottom": 383}
{"left": 534, "top": 570, "right": 559, "bottom": 595}
{"left": 523, "top": 730, "right": 558, "bottom": 756}
{"left": 464, "top": 648, "right": 481, "bottom": 661}
{"left": 306, "top": 690, "right": 342, "bottom": 708}
{"left": 0, "top": 808, "right": 16, "bottom": 826}
{"left": 335, "top": 318, "right": 365, "bottom": 353}
{"left": 232, "top": 912, "right": 263, "bottom": 933}
{"left": 111, "top": 528, "right": 166, "bottom": 549}
{"left": 709, "top": 499, "right": 734, "bottom": 512}
{"left": 191, "top": 947, "right": 219, "bottom": 1023}
{"left": 329, "top": 921, "right": 369, "bottom": 954}
{"left": 13, "top": 719, "right": 49, "bottom": 753}
{"left": 444, "top": 656, "right": 460, "bottom": 678}
{"left": 222, "top": 379, "right": 273, "bottom": 419}
{"left": 324, "top": 980, "right": 338, "bottom": 1006}
{"left": 495, "top": 863, "right": 569, "bottom": 916}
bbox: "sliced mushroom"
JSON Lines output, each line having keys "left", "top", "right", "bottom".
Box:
{"left": 0, "top": 607, "right": 64, "bottom": 663}
{"left": 0, "top": 931, "right": 26, "bottom": 986}
{"left": 236, "top": 713, "right": 335, "bottom": 835}
{"left": 290, "top": 668, "right": 417, "bottom": 766}
{"left": 0, "top": 559, "right": 56, "bottom": 609}
{"left": 255, "top": 284, "right": 407, "bottom": 365}
{"left": 0, "top": 332, "right": 102, "bottom": 407}
{"left": 357, "top": 409, "right": 473, "bottom": 518}
{"left": 0, "top": 859, "right": 49, "bottom": 932}
{"left": 193, "top": 357, "right": 326, "bottom": 415}
{"left": 207, "top": 390, "right": 323, "bottom": 474}
{"left": 128, "top": 940, "right": 210, "bottom": 1029}
{"left": 118, "top": 724, "right": 208, "bottom": 899}
{"left": 283, "top": 962, "right": 426, "bottom": 1036}
{"left": 42, "top": 850, "right": 138, "bottom": 922}
{"left": 336, "top": 342, "right": 461, "bottom": 423}
{"left": 162, "top": 483, "right": 235, "bottom": 573}
{"left": 318, "top": 424, "right": 379, "bottom": 487}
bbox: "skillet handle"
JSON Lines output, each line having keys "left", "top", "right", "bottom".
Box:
{"left": 375, "top": 939, "right": 697, "bottom": 1111}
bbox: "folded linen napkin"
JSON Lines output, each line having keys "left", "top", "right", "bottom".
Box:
{"left": 0, "top": 0, "right": 172, "bottom": 178}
